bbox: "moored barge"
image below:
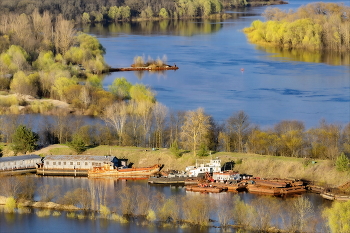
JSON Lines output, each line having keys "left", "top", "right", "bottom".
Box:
{"left": 88, "top": 164, "right": 162, "bottom": 177}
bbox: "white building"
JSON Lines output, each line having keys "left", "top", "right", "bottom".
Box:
{"left": 185, "top": 158, "right": 222, "bottom": 177}
{"left": 0, "top": 154, "right": 42, "bottom": 171}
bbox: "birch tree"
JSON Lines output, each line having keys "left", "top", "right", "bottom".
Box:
{"left": 180, "top": 108, "right": 210, "bottom": 155}
{"left": 103, "top": 102, "right": 128, "bottom": 146}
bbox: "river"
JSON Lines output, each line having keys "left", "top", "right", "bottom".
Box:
{"left": 79, "top": 0, "right": 350, "bottom": 129}
{"left": 1, "top": 1, "right": 348, "bottom": 232}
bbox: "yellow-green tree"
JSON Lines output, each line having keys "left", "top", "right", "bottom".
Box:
{"left": 323, "top": 200, "right": 350, "bottom": 233}
{"left": 129, "top": 84, "right": 156, "bottom": 103}
{"left": 180, "top": 108, "right": 211, "bottom": 155}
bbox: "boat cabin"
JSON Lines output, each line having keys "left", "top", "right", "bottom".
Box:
{"left": 213, "top": 172, "right": 241, "bottom": 181}
{"left": 185, "top": 158, "right": 222, "bottom": 177}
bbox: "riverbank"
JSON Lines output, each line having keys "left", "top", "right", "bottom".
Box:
{"left": 2, "top": 144, "right": 346, "bottom": 188}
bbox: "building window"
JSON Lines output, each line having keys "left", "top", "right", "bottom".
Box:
{"left": 63, "top": 162, "right": 66, "bottom": 165}
{"left": 77, "top": 162, "right": 80, "bottom": 165}
{"left": 70, "top": 162, "right": 73, "bottom": 165}
{"left": 53, "top": 162, "right": 56, "bottom": 165}
{"left": 85, "top": 162, "right": 88, "bottom": 166}
{"left": 58, "top": 162, "right": 61, "bottom": 165}
{"left": 47, "top": 162, "right": 49, "bottom": 165}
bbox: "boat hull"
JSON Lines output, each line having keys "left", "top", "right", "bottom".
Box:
{"left": 88, "top": 164, "right": 161, "bottom": 177}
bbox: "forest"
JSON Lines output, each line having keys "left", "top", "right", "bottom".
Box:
{"left": 1, "top": 108, "right": 350, "bottom": 163}
{"left": 244, "top": 2, "right": 350, "bottom": 51}
{"left": 0, "top": 0, "right": 284, "bottom": 21}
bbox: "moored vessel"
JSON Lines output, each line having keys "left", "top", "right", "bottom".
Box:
{"left": 88, "top": 164, "right": 162, "bottom": 177}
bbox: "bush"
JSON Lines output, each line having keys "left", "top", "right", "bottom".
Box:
{"left": 4, "top": 196, "right": 16, "bottom": 213}
{"left": 99, "top": 204, "right": 111, "bottom": 218}
{"left": 36, "top": 209, "right": 51, "bottom": 217}
{"left": 146, "top": 209, "right": 156, "bottom": 222}
{"left": 68, "top": 134, "right": 86, "bottom": 154}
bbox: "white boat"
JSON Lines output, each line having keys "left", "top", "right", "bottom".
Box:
{"left": 185, "top": 158, "right": 221, "bottom": 177}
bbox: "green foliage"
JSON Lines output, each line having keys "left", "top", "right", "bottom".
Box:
{"left": 129, "top": 84, "right": 156, "bottom": 103}
{"left": 159, "top": 8, "right": 169, "bottom": 18}
{"left": 10, "top": 71, "right": 40, "bottom": 97}
{"left": 99, "top": 204, "right": 111, "bottom": 218}
{"left": 146, "top": 209, "right": 157, "bottom": 221}
{"left": 82, "top": 12, "right": 91, "bottom": 23}
{"left": 157, "top": 197, "right": 179, "bottom": 222}
{"left": 108, "top": 77, "right": 132, "bottom": 100}
{"left": 336, "top": 153, "right": 349, "bottom": 172}
{"left": 4, "top": 196, "right": 16, "bottom": 213}
{"left": 170, "top": 140, "right": 181, "bottom": 157}
{"left": 86, "top": 74, "right": 102, "bottom": 89}
{"left": 244, "top": 3, "right": 350, "bottom": 51}
{"left": 323, "top": 200, "right": 350, "bottom": 233}
{"left": 197, "top": 143, "right": 209, "bottom": 157}
{"left": 52, "top": 77, "right": 77, "bottom": 101}
{"left": 68, "top": 134, "right": 86, "bottom": 154}
{"left": 108, "top": 6, "right": 130, "bottom": 21}
{"left": 11, "top": 125, "right": 39, "bottom": 155}
{"left": 0, "top": 45, "right": 30, "bottom": 73}
{"left": 33, "top": 51, "right": 55, "bottom": 71}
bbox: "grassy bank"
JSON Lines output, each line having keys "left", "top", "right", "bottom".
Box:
{"left": 18, "top": 144, "right": 348, "bottom": 187}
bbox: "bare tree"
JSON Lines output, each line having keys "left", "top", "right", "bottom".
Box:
{"left": 102, "top": 102, "right": 128, "bottom": 146}
{"left": 227, "top": 110, "right": 250, "bottom": 152}
{"left": 54, "top": 14, "right": 76, "bottom": 55}
{"left": 152, "top": 102, "right": 168, "bottom": 148}
{"left": 180, "top": 108, "right": 210, "bottom": 155}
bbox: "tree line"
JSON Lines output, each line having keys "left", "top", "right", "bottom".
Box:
{"left": 1, "top": 106, "right": 349, "bottom": 162}
{"left": 244, "top": 2, "right": 350, "bottom": 51}
{"left": 0, "top": 0, "right": 284, "bottom": 22}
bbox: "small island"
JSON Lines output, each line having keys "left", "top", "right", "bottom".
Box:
{"left": 109, "top": 55, "right": 179, "bottom": 72}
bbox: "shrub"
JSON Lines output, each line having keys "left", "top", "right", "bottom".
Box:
{"left": 335, "top": 153, "right": 349, "bottom": 172}
{"left": 4, "top": 196, "right": 16, "bottom": 213}
{"left": 67, "top": 212, "right": 76, "bottom": 218}
{"left": 36, "top": 209, "right": 51, "bottom": 217}
{"left": 100, "top": 204, "right": 111, "bottom": 218}
{"left": 146, "top": 209, "right": 156, "bottom": 222}
{"left": 52, "top": 211, "right": 61, "bottom": 217}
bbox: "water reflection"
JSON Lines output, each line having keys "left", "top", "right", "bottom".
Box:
{"left": 257, "top": 45, "right": 350, "bottom": 66}
{"left": 82, "top": 20, "right": 223, "bottom": 37}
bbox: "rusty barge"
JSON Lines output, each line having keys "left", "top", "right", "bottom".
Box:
{"left": 88, "top": 164, "right": 162, "bottom": 178}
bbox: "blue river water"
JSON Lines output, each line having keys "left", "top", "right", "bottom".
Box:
{"left": 84, "top": 0, "right": 350, "bottom": 129}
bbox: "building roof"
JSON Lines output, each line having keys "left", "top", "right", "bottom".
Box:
{"left": 0, "top": 154, "right": 42, "bottom": 162}
{"left": 43, "top": 155, "right": 116, "bottom": 162}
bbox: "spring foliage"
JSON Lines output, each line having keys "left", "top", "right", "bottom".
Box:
{"left": 323, "top": 200, "right": 350, "bottom": 233}
{"left": 244, "top": 3, "right": 350, "bottom": 51}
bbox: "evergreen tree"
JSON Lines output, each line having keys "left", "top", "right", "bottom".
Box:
{"left": 335, "top": 152, "right": 349, "bottom": 172}
{"left": 68, "top": 134, "right": 86, "bottom": 154}
{"left": 11, "top": 125, "right": 39, "bottom": 155}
